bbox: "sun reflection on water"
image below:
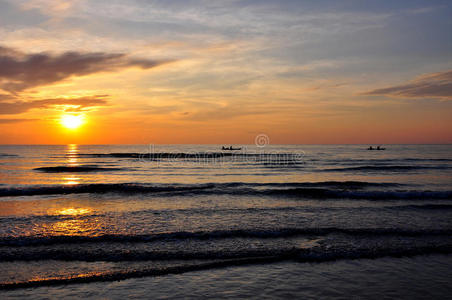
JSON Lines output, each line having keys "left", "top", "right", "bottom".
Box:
{"left": 61, "top": 144, "right": 82, "bottom": 185}
{"left": 62, "top": 175, "right": 81, "bottom": 185}
{"left": 66, "top": 144, "right": 79, "bottom": 166}
{"left": 55, "top": 207, "right": 92, "bottom": 216}
{"left": 43, "top": 206, "right": 100, "bottom": 236}
{"left": 46, "top": 219, "right": 100, "bottom": 236}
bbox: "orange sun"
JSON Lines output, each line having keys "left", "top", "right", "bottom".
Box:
{"left": 60, "top": 114, "right": 84, "bottom": 129}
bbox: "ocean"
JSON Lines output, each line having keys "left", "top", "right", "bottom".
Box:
{"left": 0, "top": 144, "right": 451, "bottom": 299}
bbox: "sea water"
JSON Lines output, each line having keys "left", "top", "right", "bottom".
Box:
{"left": 0, "top": 144, "right": 451, "bottom": 298}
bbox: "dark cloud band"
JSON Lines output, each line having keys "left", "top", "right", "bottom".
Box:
{"left": 0, "top": 95, "right": 109, "bottom": 115}
{"left": 365, "top": 70, "right": 452, "bottom": 100}
{"left": 0, "top": 46, "right": 171, "bottom": 92}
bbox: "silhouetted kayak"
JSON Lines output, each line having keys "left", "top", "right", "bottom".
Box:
{"left": 222, "top": 147, "right": 242, "bottom": 151}
{"left": 367, "top": 147, "right": 386, "bottom": 150}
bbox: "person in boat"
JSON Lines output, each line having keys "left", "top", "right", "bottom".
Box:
{"left": 222, "top": 146, "right": 226, "bottom": 150}
{"left": 377, "top": 146, "right": 380, "bottom": 150}
{"left": 368, "top": 146, "right": 373, "bottom": 150}
{"left": 229, "top": 146, "right": 233, "bottom": 150}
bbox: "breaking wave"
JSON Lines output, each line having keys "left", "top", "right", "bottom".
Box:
{"left": 1, "top": 245, "right": 451, "bottom": 290}
{"left": 320, "top": 165, "right": 451, "bottom": 172}
{"left": 0, "top": 182, "right": 450, "bottom": 200}
{"left": 2, "top": 227, "right": 451, "bottom": 247}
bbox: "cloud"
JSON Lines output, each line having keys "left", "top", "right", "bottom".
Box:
{"left": 0, "top": 118, "right": 37, "bottom": 123}
{"left": 0, "top": 93, "right": 14, "bottom": 101}
{"left": 16, "top": 0, "right": 80, "bottom": 14}
{"left": 0, "top": 45, "right": 172, "bottom": 92}
{"left": 0, "top": 95, "right": 109, "bottom": 115}
{"left": 182, "top": 102, "right": 281, "bottom": 121}
{"left": 365, "top": 70, "right": 452, "bottom": 99}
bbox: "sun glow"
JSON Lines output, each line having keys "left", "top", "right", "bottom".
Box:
{"left": 61, "top": 114, "right": 84, "bottom": 129}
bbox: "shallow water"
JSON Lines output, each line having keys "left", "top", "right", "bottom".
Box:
{"left": 0, "top": 144, "right": 451, "bottom": 297}
{"left": 3, "top": 255, "right": 452, "bottom": 299}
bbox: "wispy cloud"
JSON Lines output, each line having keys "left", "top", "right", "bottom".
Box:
{"left": 0, "top": 93, "right": 14, "bottom": 101}
{"left": 365, "top": 70, "right": 452, "bottom": 99}
{"left": 0, "top": 118, "right": 37, "bottom": 123}
{"left": 15, "top": 0, "right": 80, "bottom": 14}
{"left": 0, "top": 95, "right": 108, "bottom": 115}
{"left": 0, "top": 45, "right": 172, "bottom": 92}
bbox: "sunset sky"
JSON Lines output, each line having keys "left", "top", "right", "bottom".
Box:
{"left": 0, "top": 0, "right": 451, "bottom": 144}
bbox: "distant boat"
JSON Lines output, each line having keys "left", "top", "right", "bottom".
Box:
{"left": 222, "top": 146, "right": 242, "bottom": 151}
{"left": 367, "top": 146, "right": 386, "bottom": 150}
